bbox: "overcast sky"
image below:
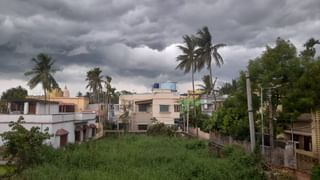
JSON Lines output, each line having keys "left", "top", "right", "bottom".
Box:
{"left": 0, "top": 0, "right": 319, "bottom": 96}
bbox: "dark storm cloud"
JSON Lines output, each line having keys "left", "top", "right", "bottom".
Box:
{"left": 0, "top": 0, "right": 320, "bottom": 93}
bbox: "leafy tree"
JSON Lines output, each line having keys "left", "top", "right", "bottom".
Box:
{"left": 248, "top": 38, "right": 299, "bottom": 145}
{"left": 1, "top": 86, "right": 28, "bottom": 101}
{"left": 76, "top": 91, "right": 83, "bottom": 97}
{"left": 119, "top": 102, "right": 131, "bottom": 132}
{"left": 85, "top": 67, "right": 104, "bottom": 103}
{"left": 0, "top": 116, "right": 51, "bottom": 172}
{"left": 219, "top": 79, "right": 237, "bottom": 95}
{"left": 300, "top": 38, "right": 320, "bottom": 59}
{"left": 24, "top": 53, "right": 59, "bottom": 103}
{"left": 203, "top": 72, "right": 259, "bottom": 140}
{"left": 176, "top": 35, "right": 199, "bottom": 134}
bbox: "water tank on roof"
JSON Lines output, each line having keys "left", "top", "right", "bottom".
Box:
{"left": 153, "top": 83, "right": 160, "bottom": 89}
{"left": 160, "top": 82, "right": 177, "bottom": 92}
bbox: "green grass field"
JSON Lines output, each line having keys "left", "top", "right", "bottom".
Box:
{"left": 15, "top": 135, "right": 264, "bottom": 180}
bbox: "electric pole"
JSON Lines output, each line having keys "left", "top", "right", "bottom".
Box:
{"left": 246, "top": 71, "right": 256, "bottom": 152}
{"left": 268, "top": 89, "right": 274, "bottom": 150}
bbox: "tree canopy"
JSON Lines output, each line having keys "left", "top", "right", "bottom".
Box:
{"left": 1, "top": 86, "right": 28, "bottom": 101}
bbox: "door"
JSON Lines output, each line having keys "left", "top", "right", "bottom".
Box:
{"left": 60, "top": 135, "right": 68, "bottom": 147}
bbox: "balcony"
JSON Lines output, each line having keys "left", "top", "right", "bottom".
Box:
{"left": 0, "top": 112, "right": 96, "bottom": 124}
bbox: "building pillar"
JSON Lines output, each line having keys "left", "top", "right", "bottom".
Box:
{"left": 312, "top": 110, "right": 320, "bottom": 159}
{"left": 24, "top": 102, "right": 29, "bottom": 114}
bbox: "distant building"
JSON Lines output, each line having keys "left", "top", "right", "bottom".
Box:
{"left": 187, "top": 89, "right": 204, "bottom": 99}
{"left": 199, "top": 94, "right": 227, "bottom": 115}
{"left": 0, "top": 99, "right": 97, "bottom": 148}
{"left": 27, "top": 86, "right": 105, "bottom": 138}
{"left": 114, "top": 82, "right": 182, "bottom": 131}
{"left": 283, "top": 112, "right": 320, "bottom": 170}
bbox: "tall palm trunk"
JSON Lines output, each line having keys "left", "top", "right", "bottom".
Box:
{"left": 191, "top": 62, "right": 198, "bottom": 137}
{"left": 209, "top": 60, "right": 217, "bottom": 110}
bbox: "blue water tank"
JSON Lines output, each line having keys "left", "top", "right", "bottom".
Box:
{"left": 160, "top": 82, "right": 177, "bottom": 91}
{"left": 153, "top": 83, "right": 160, "bottom": 89}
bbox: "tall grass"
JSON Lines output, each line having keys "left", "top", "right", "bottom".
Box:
{"left": 15, "top": 135, "right": 264, "bottom": 180}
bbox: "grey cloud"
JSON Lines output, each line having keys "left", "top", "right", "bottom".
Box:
{"left": 0, "top": 0, "right": 320, "bottom": 94}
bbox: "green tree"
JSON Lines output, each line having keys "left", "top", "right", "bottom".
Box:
{"left": 76, "top": 91, "right": 83, "bottom": 97}
{"left": 86, "top": 67, "right": 104, "bottom": 103}
{"left": 219, "top": 79, "right": 237, "bottom": 95}
{"left": 1, "top": 86, "right": 28, "bottom": 101}
{"left": 204, "top": 72, "right": 259, "bottom": 140}
{"left": 300, "top": 38, "right": 320, "bottom": 59}
{"left": 24, "top": 53, "right": 59, "bottom": 103}
{"left": 0, "top": 116, "right": 51, "bottom": 172}
{"left": 104, "top": 75, "right": 113, "bottom": 124}
{"left": 176, "top": 35, "right": 199, "bottom": 134}
{"left": 197, "top": 75, "right": 215, "bottom": 95}
{"left": 196, "top": 26, "right": 226, "bottom": 94}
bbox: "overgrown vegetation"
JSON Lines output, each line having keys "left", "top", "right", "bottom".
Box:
{"left": 147, "top": 123, "right": 177, "bottom": 136}
{"left": 199, "top": 37, "right": 320, "bottom": 141}
{"left": 0, "top": 116, "right": 51, "bottom": 172}
{"left": 13, "top": 135, "right": 264, "bottom": 180}
{"left": 311, "top": 165, "right": 320, "bottom": 180}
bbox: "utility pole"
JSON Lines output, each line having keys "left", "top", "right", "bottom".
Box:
{"left": 186, "top": 103, "right": 189, "bottom": 133}
{"left": 268, "top": 89, "right": 274, "bottom": 150}
{"left": 260, "top": 87, "right": 265, "bottom": 155}
{"left": 246, "top": 71, "right": 256, "bottom": 152}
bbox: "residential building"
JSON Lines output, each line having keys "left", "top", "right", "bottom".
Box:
{"left": 29, "top": 86, "right": 106, "bottom": 137}
{"left": 187, "top": 89, "right": 204, "bottom": 99}
{"left": 115, "top": 83, "right": 181, "bottom": 131}
{"left": 283, "top": 113, "right": 320, "bottom": 170}
{"left": 284, "top": 113, "right": 312, "bottom": 152}
{"left": 0, "top": 99, "right": 97, "bottom": 148}
{"left": 199, "top": 94, "right": 227, "bottom": 115}
{"left": 29, "top": 86, "right": 90, "bottom": 113}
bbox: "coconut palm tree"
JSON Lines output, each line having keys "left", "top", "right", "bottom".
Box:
{"left": 176, "top": 35, "right": 199, "bottom": 136}
{"left": 25, "top": 53, "right": 59, "bottom": 103}
{"left": 196, "top": 26, "right": 225, "bottom": 94}
{"left": 104, "top": 75, "right": 113, "bottom": 123}
{"left": 176, "top": 35, "right": 199, "bottom": 97}
{"left": 86, "top": 68, "right": 104, "bottom": 103}
{"left": 197, "top": 75, "right": 214, "bottom": 95}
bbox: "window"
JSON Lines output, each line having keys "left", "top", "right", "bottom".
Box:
{"left": 174, "top": 105, "right": 181, "bottom": 112}
{"left": 160, "top": 105, "right": 169, "bottom": 112}
{"left": 139, "top": 104, "right": 148, "bottom": 112}
{"left": 138, "top": 124, "right": 148, "bottom": 130}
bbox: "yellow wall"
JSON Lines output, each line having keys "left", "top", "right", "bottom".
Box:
{"left": 48, "top": 97, "right": 89, "bottom": 112}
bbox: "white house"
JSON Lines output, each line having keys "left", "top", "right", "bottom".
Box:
{"left": 0, "top": 99, "right": 97, "bottom": 148}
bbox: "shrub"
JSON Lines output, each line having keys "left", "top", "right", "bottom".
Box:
{"left": 0, "top": 116, "right": 51, "bottom": 172}
{"left": 147, "top": 123, "right": 177, "bottom": 136}
{"left": 311, "top": 165, "right": 320, "bottom": 180}
{"left": 185, "top": 141, "right": 207, "bottom": 150}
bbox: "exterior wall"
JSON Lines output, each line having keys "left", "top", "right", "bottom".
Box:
{"left": 35, "top": 102, "right": 59, "bottom": 114}
{"left": 52, "top": 122, "right": 75, "bottom": 148}
{"left": 48, "top": 97, "right": 89, "bottom": 112}
{"left": 0, "top": 112, "right": 96, "bottom": 148}
{"left": 312, "top": 111, "right": 320, "bottom": 157}
{"left": 200, "top": 95, "right": 226, "bottom": 115}
{"left": 119, "top": 91, "right": 181, "bottom": 130}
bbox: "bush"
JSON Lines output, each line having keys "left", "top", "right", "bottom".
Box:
{"left": 147, "top": 123, "right": 177, "bottom": 136}
{"left": 0, "top": 116, "right": 51, "bottom": 172}
{"left": 185, "top": 141, "right": 207, "bottom": 150}
{"left": 311, "top": 165, "right": 320, "bottom": 180}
